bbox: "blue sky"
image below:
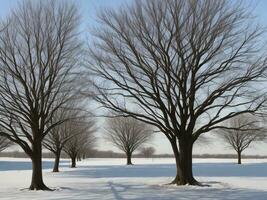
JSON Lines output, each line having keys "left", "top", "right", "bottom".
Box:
{"left": 1, "top": 0, "right": 267, "bottom": 155}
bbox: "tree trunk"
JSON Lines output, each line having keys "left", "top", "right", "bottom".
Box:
{"left": 170, "top": 138, "right": 199, "bottom": 186}
{"left": 71, "top": 156, "right": 76, "bottom": 168}
{"left": 29, "top": 141, "right": 51, "bottom": 190}
{"left": 237, "top": 150, "right": 242, "bottom": 164}
{"left": 126, "top": 152, "right": 133, "bottom": 165}
{"left": 52, "top": 150, "right": 61, "bottom": 172}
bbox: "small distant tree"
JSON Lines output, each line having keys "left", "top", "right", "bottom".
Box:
{"left": 43, "top": 108, "right": 70, "bottom": 172}
{"left": 140, "top": 147, "right": 155, "bottom": 158}
{"left": 77, "top": 146, "right": 95, "bottom": 160}
{"left": 63, "top": 119, "right": 96, "bottom": 168}
{"left": 0, "top": 136, "right": 12, "bottom": 152}
{"left": 219, "top": 115, "right": 264, "bottom": 164}
{"left": 43, "top": 103, "right": 88, "bottom": 172}
{"left": 105, "top": 117, "right": 153, "bottom": 165}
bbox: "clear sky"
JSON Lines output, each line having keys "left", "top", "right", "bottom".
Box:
{"left": 0, "top": 0, "right": 267, "bottom": 155}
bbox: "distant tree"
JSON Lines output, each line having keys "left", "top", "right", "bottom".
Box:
{"left": 140, "top": 147, "right": 155, "bottom": 158}
{"left": 0, "top": 136, "right": 12, "bottom": 152}
{"left": 219, "top": 115, "right": 264, "bottom": 164}
{"left": 77, "top": 146, "right": 95, "bottom": 160}
{"left": 63, "top": 119, "right": 96, "bottom": 168}
{"left": 87, "top": 0, "right": 267, "bottom": 185}
{"left": 105, "top": 117, "right": 153, "bottom": 165}
{"left": 43, "top": 103, "right": 90, "bottom": 172}
{"left": 0, "top": 0, "right": 81, "bottom": 190}
{"left": 43, "top": 107, "right": 71, "bottom": 172}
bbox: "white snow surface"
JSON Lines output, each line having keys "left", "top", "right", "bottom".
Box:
{"left": 0, "top": 157, "right": 267, "bottom": 200}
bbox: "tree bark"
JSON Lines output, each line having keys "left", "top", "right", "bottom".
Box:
{"left": 71, "top": 156, "right": 76, "bottom": 168}
{"left": 126, "top": 152, "right": 133, "bottom": 165}
{"left": 29, "top": 140, "right": 51, "bottom": 190}
{"left": 170, "top": 138, "right": 199, "bottom": 186}
{"left": 237, "top": 150, "right": 242, "bottom": 164}
{"left": 53, "top": 150, "right": 61, "bottom": 172}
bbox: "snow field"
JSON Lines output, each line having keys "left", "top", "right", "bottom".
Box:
{"left": 0, "top": 158, "right": 267, "bottom": 200}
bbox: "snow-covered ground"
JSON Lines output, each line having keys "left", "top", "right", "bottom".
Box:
{"left": 0, "top": 157, "right": 267, "bottom": 200}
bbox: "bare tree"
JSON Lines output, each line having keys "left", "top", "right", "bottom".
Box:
{"left": 0, "top": 0, "right": 81, "bottom": 190}
{"left": 105, "top": 117, "right": 153, "bottom": 165}
{"left": 63, "top": 119, "right": 96, "bottom": 168}
{"left": 219, "top": 115, "right": 264, "bottom": 164}
{"left": 77, "top": 146, "right": 95, "bottom": 161}
{"left": 43, "top": 108, "right": 69, "bottom": 172}
{"left": 87, "top": 0, "right": 267, "bottom": 185}
{"left": 43, "top": 102, "right": 88, "bottom": 172}
{"left": 140, "top": 147, "right": 155, "bottom": 158}
{"left": 0, "top": 136, "right": 12, "bottom": 152}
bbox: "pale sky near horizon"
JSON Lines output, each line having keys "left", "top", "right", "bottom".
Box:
{"left": 0, "top": 0, "right": 267, "bottom": 155}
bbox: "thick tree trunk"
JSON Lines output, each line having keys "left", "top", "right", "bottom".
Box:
{"left": 170, "top": 138, "right": 199, "bottom": 186}
{"left": 29, "top": 141, "right": 51, "bottom": 190}
{"left": 126, "top": 152, "right": 133, "bottom": 165}
{"left": 237, "top": 151, "right": 242, "bottom": 164}
{"left": 53, "top": 150, "right": 61, "bottom": 172}
{"left": 71, "top": 156, "right": 76, "bottom": 168}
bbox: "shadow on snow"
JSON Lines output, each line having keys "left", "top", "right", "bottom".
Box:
{"left": 59, "top": 162, "right": 267, "bottom": 178}
{"left": 0, "top": 160, "right": 69, "bottom": 171}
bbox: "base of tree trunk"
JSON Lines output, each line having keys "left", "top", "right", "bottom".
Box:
{"left": 29, "top": 183, "right": 53, "bottom": 191}
{"left": 52, "top": 153, "right": 61, "bottom": 172}
{"left": 169, "top": 176, "right": 202, "bottom": 186}
{"left": 71, "top": 157, "right": 76, "bottom": 168}
{"left": 126, "top": 153, "right": 133, "bottom": 165}
{"left": 237, "top": 151, "right": 242, "bottom": 164}
{"left": 30, "top": 142, "right": 52, "bottom": 191}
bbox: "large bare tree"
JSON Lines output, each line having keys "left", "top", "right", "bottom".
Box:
{"left": 88, "top": 0, "right": 267, "bottom": 185}
{"left": 105, "top": 117, "right": 153, "bottom": 165}
{"left": 0, "top": 0, "right": 81, "bottom": 190}
{"left": 219, "top": 115, "right": 264, "bottom": 164}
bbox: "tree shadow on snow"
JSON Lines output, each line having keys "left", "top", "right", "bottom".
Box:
{"left": 3, "top": 180, "right": 267, "bottom": 200}
{"left": 106, "top": 181, "right": 267, "bottom": 200}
